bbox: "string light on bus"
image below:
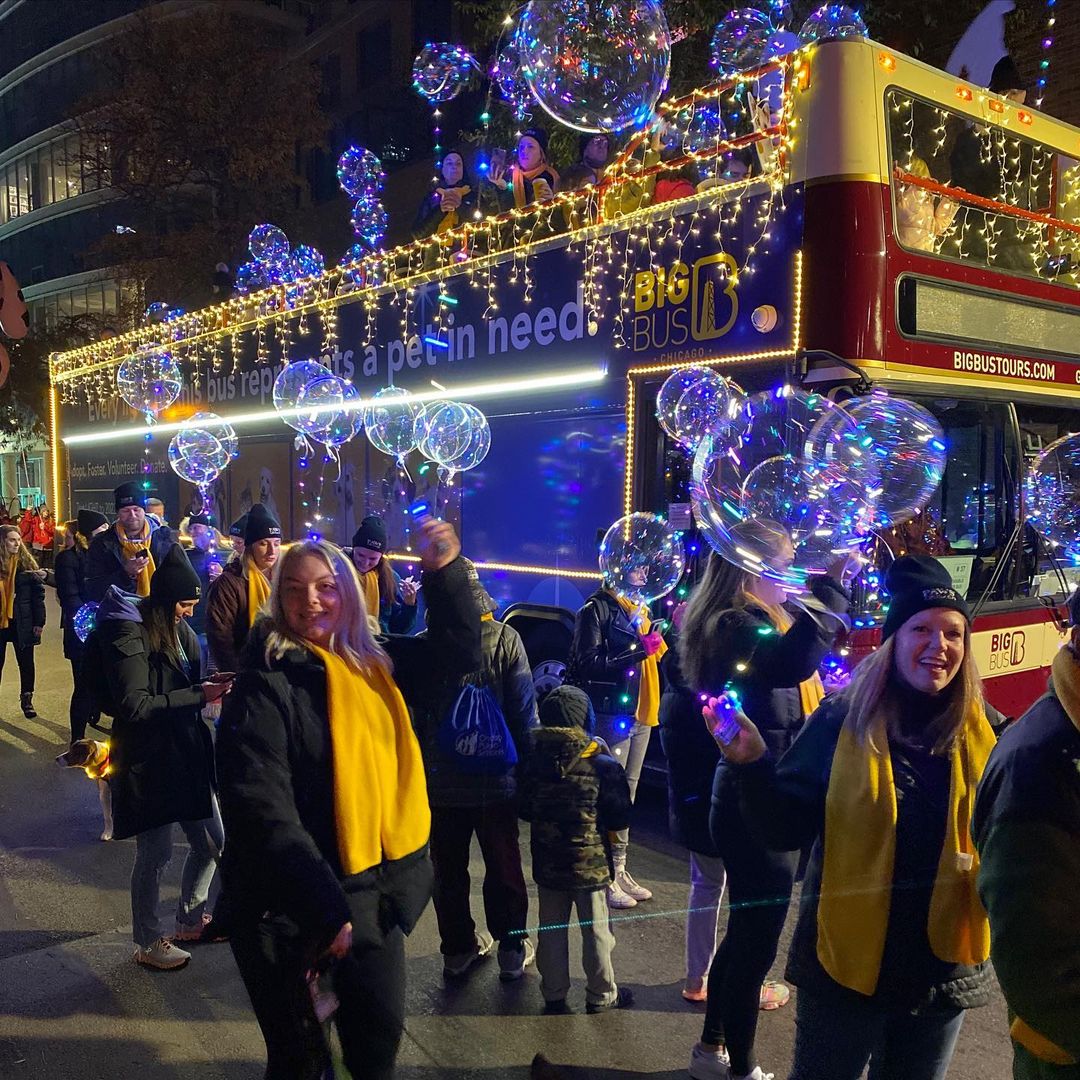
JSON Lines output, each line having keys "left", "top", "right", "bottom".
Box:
{"left": 1035, "top": 0, "right": 1057, "bottom": 110}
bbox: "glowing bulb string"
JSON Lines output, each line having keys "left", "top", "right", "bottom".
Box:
{"left": 1034, "top": 0, "right": 1057, "bottom": 110}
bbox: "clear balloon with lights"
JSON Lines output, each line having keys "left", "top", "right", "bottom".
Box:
{"left": 274, "top": 360, "right": 338, "bottom": 434}
{"left": 710, "top": 7, "right": 773, "bottom": 74}
{"left": 442, "top": 402, "right": 492, "bottom": 479}
{"left": 351, "top": 196, "right": 388, "bottom": 250}
{"left": 235, "top": 261, "right": 269, "bottom": 294}
{"left": 363, "top": 386, "right": 424, "bottom": 464}
{"left": 599, "top": 512, "right": 685, "bottom": 605}
{"left": 169, "top": 412, "right": 238, "bottom": 497}
{"left": 417, "top": 400, "right": 473, "bottom": 472}
{"left": 799, "top": 3, "right": 868, "bottom": 44}
{"left": 336, "top": 146, "right": 384, "bottom": 198}
{"left": 674, "top": 372, "right": 750, "bottom": 452}
{"left": 491, "top": 38, "right": 534, "bottom": 121}
{"left": 517, "top": 0, "right": 671, "bottom": 133}
{"left": 117, "top": 346, "right": 183, "bottom": 423}
{"left": 656, "top": 366, "right": 714, "bottom": 443}
{"left": 73, "top": 601, "right": 99, "bottom": 644}
{"left": 249, "top": 224, "right": 290, "bottom": 266}
{"left": 1026, "top": 432, "right": 1080, "bottom": 563}
{"left": 412, "top": 43, "right": 479, "bottom": 104}
{"left": 736, "top": 386, "right": 835, "bottom": 475}
{"left": 317, "top": 380, "right": 363, "bottom": 450}
{"left": 290, "top": 244, "right": 325, "bottom": 279}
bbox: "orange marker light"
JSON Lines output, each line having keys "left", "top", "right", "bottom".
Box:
{"left": 878, "top": 52, "right": 896, "bottom": 72}
{"left": 1018, "top": 110, "right": 1033, "bottom": 125}
{"left": 955, "top": 86, "right": 973, "bottom": 102}
{"left": 989, "top": 99, "right": 1005, "bottom": 114}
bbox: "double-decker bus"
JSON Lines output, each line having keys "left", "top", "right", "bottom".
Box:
{"left": 49, "top": 36, "right": 1080, "bottom": 717}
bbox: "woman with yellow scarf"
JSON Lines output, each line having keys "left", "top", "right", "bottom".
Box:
{"left": 216, "top": 518, "right": 480, "bottom": 1079}
{"left": 708, "top": 555, "right": 998, "bottom": 1080}
{"left": 205, "top": 503, "right": 280, "bottom": 674}
{"left": 0, "top": 524, "right": 49, "bottom": 719}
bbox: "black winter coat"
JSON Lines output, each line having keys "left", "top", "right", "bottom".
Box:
{"left": 416, "top": 616, "right": 538, "bottom": 807}
{"left": 3, "top": 566, "right": 47, "bottom": 650}
{"left": 215, "top": 558, "right": 482, "bottom": 953}
{"left": 413, "top": 185, "right": 478, "bottom": 240}
{"left": 54, "top": 545, "right": 89, "bottom": 658}
{"left": 519, "top": 726, "right": 632, "bottom": 891}
{"left": 568, "top": 588, "right": 648, "bottom": 720}
{"left": 84, "top": 525, "right": 178, "bottom": 602}
{"left": 96, "top": 592, "right": 212, "bottom": 841}
{"left": 184, "top": 546, "right": 221, "bottom": 638}
{"left": 736, "top": 692, "right": 994, "bottom": 1013}
{"left": 659, "top": 643, "right": 721, "bottom": 856}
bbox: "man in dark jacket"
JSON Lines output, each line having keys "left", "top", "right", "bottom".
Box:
{"left": 184, "top": 513, "right": 222, "bottom": 668}
{"left": 973, "top": 592, "right": 1080, "bottom": 1079}
{"left": 85, "top": 482, "right": 177, "bottom": 601}
{"left": 520, "top": 684, "right": 633, "bottom": 1014}
{"left": 417, "top": 560, "right": 538, "bottom": 981}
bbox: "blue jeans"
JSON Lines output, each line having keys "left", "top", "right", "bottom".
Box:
{"left": 790, "top": 986, "right": 966, "bottom": 1080}
{"left": 131, "top": 797, "right": 224, "bottom": 947}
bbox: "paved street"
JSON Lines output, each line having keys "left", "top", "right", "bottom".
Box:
{"left": 0, "top": 623, "right": 1013, "bottom": 1079}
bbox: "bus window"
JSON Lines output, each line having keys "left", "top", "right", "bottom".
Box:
{"left": 885, "top": 89, "right": 1079, "bottom": 285}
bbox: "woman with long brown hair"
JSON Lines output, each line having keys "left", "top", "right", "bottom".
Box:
{"left": 349, "top": 515, "right": 418, "bottom": 635}
{"left": 710, "top": 555, "right": 998, "bottom": 1080}
{"left": 0, "top": 523, "right": 49, "bottom": 718}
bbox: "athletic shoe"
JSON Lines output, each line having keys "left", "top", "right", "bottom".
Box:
{"left": 606, "top": 878, "right": 638, "bottom": 909}
{"left": 498, "top": 938, "right": 535, "bottom": 981}
{"left": 586, "top": 986, "right": 635, "bottom": 1013}
{"left": 689, "top": 1042, "right": 732, "bottom": 1079}
{"left": 758, "top": 980, "right": 790, "bottom": 1010}
{"left": 134, "top": 937, "right": 190, "bottom": 970}
{"left": 443, "top": 930, "right": 495, "bottom": 978}
{"left": 174, "top": 913, "right": 228, "bottom": 944}
{"left": 616, "top": 870, "right": 652, "bottom": 901}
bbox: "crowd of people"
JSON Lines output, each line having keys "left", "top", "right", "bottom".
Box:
{"left": 34, "top": 479, "right": 1079, "bottom": 1080}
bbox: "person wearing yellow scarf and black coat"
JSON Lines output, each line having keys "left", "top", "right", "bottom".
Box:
{"left": 205, "top": 504, "right": 280, "bottom": 674}
{"left": 973, "top": 588, "right": 1080, "bottom": 1080}
{"left": 412, "top": 150, "right": 477, "bottom": 240}
{"left": 215, "top": 518, "right": 481, "bottom": 1080}
{"left": 0, "top": 524, "right": 48, "bottom": 719}
{"left": 710, "top": 555, "right": 998, "bottom": 1080}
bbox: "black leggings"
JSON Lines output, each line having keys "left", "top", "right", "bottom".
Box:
{"left": 230, "top": 915, "right": 406, "bottom": 1080}
{"left": 0, "top": 628, "right": 35, "bottom": 696}
{"left": 703, "top": 798, "right": 797, "bottom": 1076}
{"left": 68, "top": 654, "right": 100, "bottom": 743}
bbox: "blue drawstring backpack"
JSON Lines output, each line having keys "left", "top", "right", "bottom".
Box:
{"left": 436, "top": 681, "right": 518, "bottom": 775}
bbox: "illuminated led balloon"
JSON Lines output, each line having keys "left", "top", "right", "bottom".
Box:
{"left": 295, "top": 370, "right": 345, "bottom": 438}
{"left": 168, "top": 412, "right": 237, "bottom": 489}
{"left": 517, "top": 0, "right": 671, "bottom": 133}
{"left": 737, "top": 386, "right": 834, "bottom": 475}
{"left": 364, "top": 386, "right": 423, "bottom": 461}
{"left": 248, "top": 224, "right": 290, "bottom": 266}
{"left": 674, "top": 373, "right": 750, "bottom": 452}
{"left": 845, "top": 391, "right": 946, "bottom": 528}
{"left": 799, "top": 3, "right": 868, "bottom": 44}
{"left": 444, "top": 402, "right": 491, "bottom": 474}
{"left": 274, "top": 360, "right": 338, "bottom": 434}
{"left": 318, "top": 381, "right": 363, "bottom": 449}
{"left": 491, "top": 39, "right": 534, "bottom": 122}
{"left": 73, "top": 602, "right": 99, "bottom": 644}
{"left": 663, "top": 102, "right": 726, "bottom": 154}
{"left": 412, "top": 43, "right": 479, "bottom": 104}
{"left": 351, "top": 196, "right": 388, "bottom": 249}
{"left": 657, "top": 366, "right": 714, "bottom": 443}
{"left": 290, "top": 244, "right": 325, "bottom": 279}
{"left": 144, "top": 301, "right": 171, "bottom": 324}
{"left": 1026, "top": 432, "right": 1080, "bottom": 561}
{"left": 117, "top": 346, "right": 183, "bottom": 420}
{"left": 599, "top": 512, "right": 685, "bottom": 604}
{"left": 235, "top": 260, "right": 269, "bottom": 294}
{"left": 417, "top": 400, "right": 472, "bottom": 467}
{"left": 710, "top": 7, "right": 773, "bottom": 74}
{"left": 336, "top": 146, "right": 384, "bottom": 198}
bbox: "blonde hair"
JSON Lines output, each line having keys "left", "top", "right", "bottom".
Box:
{"left": 842, "top": 627, "right": 983, "bottom": 755}
{"left": 264, "top": 540, "right": 391, "bottom": 676}
{"left": 0, "top": 525, "right": 39, "bottom": 573}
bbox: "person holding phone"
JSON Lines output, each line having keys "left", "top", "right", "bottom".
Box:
{"left": 483, "top": 127, "right": 559, "bottom": 212}
{"left": 348, "top": 515, "right": 418, "bottom": 636}
{"left": 95, "top": 545, "right": 230, "bottom": 970}
{"left": 216, "top": 518, "right": 481, "bottom": 1079}
{"left": 680, "top": 545, "right": 852, "bottom": 1080}
{"left": 85, "top": 481, "right": 178, "bottom": 601}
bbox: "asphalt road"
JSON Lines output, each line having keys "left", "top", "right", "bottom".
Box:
{"left": 0, "top": 621, "right": 1014, "bottom": 1079}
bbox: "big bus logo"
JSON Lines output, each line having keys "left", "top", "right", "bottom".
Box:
{"left": 630, "top": 253, "right": 739, "bottom": 352}
{"left": 988, "top": 630, "right": 1026, "bottom": 671}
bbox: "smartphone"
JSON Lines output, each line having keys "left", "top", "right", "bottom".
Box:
{"left": 709, "top": 688, "right": 743, "bottom": 746}
{"left": 208, "top": 671, "right": 236, "bottom": 683}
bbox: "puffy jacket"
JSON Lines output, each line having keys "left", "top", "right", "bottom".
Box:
{"left": 567, "top": 588, "right": 647, "bottom": 720}
{"left": 84, "top": 524, "right": 178, "bottom": 601}
{"left": 215, "top": 558, "right": 482, "bottom": 953}
{"left": 3, "top": 565, "right": 46, "bottom": 650}
{"left": 185, "top": 546, "right": 221, "bottom": 639}
{"left": 205, "top": 560, "right": 252, "bottom": 673}
{"left": 416, "top": 616, "right": 538, "bottom": 807}
{"left": 734, "top": 691, "right": 995, "bottom": 1013}
{"left": 54, "top": 544, "right": 89, "bottom": 659}
{"left": 94, "top": 587, "right": 212, "bottom": 841}
{"left": 973, "top": 687, "right": 1080, "bottom": 1076}
{"left": 519, "top": 726, "right": 632, "bottom": 892}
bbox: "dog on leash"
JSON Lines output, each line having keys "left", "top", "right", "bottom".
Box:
{"left": 56, "top": 740, "right": 114, "bottom": 841}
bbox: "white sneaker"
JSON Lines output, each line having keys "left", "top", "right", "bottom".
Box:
{"left": 134, "top": 937, "right": 191, "bottom": 970}
{"left": 689, "top": 1042, "right": 731, "bottom": 1079}
{"left": 443, "top": 930, "right": 495, "bottom": 978}
{"left": 497, "top": 938, "right": 535, "bottom": 981}
{"left": 733, "top": 1069, "right": 774, "bottom": 1080}
{"left": 617, "top": 869, "right": 653, "bottom": 901}
{"left": 607, "top": 878, "right": 638, "bottom": 909}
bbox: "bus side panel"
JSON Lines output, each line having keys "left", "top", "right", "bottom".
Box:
{"left": 801, "top": 180, "right": 888, "bottom": 362}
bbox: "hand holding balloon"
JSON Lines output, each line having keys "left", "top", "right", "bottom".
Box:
{"left": 703, "top": 690, "right": 767, "bottom": 763}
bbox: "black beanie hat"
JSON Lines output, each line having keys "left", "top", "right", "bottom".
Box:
{"left": 352, "top": 514, "right": 387, "bottom": 553}
{"left": 989, "top": 55, "right": 1026, "bottom": 94}
{"left": 579, "top": 131, "right": 611, "bottom": 161}
{"left": 149, "top": 545, "right": 202, "bottom": 604}
{"left": 539, "top": 684, "right": 595, "bottom": 733}
{"left": 77, "top": 509, "right": 108, "bottom": 538}
{"left": 244, "top": 503, "right": 281, "bottom": 545}
{"left": 521, "top": 126, "right": 549, "bottom": 158}
{"left": 229, "top": 514, "right": 248, "bottom": 540}
{"left": 114, "top": 481, "right": 146, "bottom": 511}
{"left": 881, "top": 555, "right": 972, "bottom": 641}
{"left": 187, "top": 513, "right": 213, "bottom": 529}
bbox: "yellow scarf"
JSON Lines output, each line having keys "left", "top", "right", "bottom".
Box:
{"left": 818, "top": 698, "right": 995, "bottom": 996}
{"left": 0, "top": 557, "right": 17, "bottom": 629}
{"left": 117, "top": 522, "right": 155, "bottom": 597}
{"left": 615, "top": 594, "right": 668, "bottom": 728}
{"left": 511, "top": 162, "right": 559, "bottom": 209}
{"left": 309, "top": 644, "right": 430, "bottom": 876}
{"left": 246, "top": 563, "right": 271, "bottom": 629}
{"left": 435, "top": 185, "right": 471, "bottom": 233}
{"left": 360, "top": 570, "right": 380, "bottom": 620}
